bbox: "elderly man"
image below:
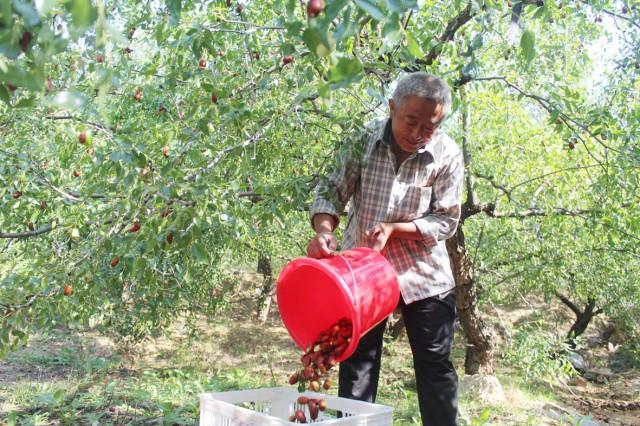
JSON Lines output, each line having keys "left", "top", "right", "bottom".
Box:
{"left": 307, "top": 72, "right": 463, "bottom": 426}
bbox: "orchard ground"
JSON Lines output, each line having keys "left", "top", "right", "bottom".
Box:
{"left": 0, "top": 273, "right": 638, "bottom": 425}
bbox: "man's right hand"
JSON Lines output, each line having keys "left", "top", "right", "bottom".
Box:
{"left": 307, "top": 232, "right": 338, "bottom": 258}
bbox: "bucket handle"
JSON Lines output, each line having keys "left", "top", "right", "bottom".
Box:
{"left": 336, "top": 254, "right": 359, "bottom": 307}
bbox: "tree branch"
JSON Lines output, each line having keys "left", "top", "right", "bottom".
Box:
{"left": 508, "top": 163, "right": 605, "bottom": 191}
{"left": 402, "top": 1, "right": 477, "bottom": 73}
{"left": 45, "top": 114, "right": 114, "bottom": 138}
{"left": 488, "top": 206, "right": 592, "bottom": 218}
{"left": 461, "top": 200, "right": 495, "bottom": 220}
{"left": 0, "top": 224, "right": 53, "bottom": 239}
{"left": 487, "top": 251, "right": 545, "bottom": 269}
{"left": 579, "top": 247, "right": 640, "bottom": 259}
{"left": 555, "top": 291, "right": 581, "bottom": 317}
{"left": 1, "top": 289, "right": 58, "bottom": 317}
{"left": 473, "top": 171, "right": 513, "bottom": 202}
{"left": 458, "top": 87, "right": 486, "bottom": 224}
{"left": 423, "top": 2, "right": 475, "bottom": 66}
{"left": 209, "top": 19, "right": 286, "bottom": 31}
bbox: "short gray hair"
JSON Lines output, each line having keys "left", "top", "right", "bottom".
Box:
{"left": 392, "top": 72, "right": 452, "bottom": 116}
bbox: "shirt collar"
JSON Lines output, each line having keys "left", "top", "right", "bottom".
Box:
{"left": 381, "top": 118, "right": 394, "bottom": 146}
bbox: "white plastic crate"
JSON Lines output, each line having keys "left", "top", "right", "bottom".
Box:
{"left": 199, "top": 387, "right": 392, "bottom": 425}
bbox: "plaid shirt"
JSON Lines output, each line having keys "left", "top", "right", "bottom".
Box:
{"left": 310, "top": 118, "right": 464, "bottom": 303}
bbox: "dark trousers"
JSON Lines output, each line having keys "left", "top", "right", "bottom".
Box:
{"left": 338, "top": 292, "right": 458, "bottom": 426}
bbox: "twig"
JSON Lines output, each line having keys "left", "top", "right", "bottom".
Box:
{"left": 508, "top": 163, "right": 605, "bottom": 191}
{"left": 1, "top": 289, "right": 58, "bottom": 313}
{"left": 554, "top": 291, "right": 581, "bottom": 316}
{"left": 45, "top": 114, "right": 114, "bottom": 138}
{"left": 421, "top": 2, "right": 476, "bottom": 67}
{"left": 0, "top": 224, "right": 54, "bottom": 239}
{"left": 209, "top": 20, "right": 286, "bottom": 30}
{"left": 473, "top": 172, "right": 513, "bottom": 202}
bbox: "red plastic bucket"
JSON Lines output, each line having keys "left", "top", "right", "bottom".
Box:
{"left": 276, "top": 247, "right": 400, "bottom": 362}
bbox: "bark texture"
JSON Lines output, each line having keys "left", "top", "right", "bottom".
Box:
{"left": 447, "top": 226, "right": 496, "bottom": 375}
{"left": 256, "top": 255, "right": 274, "bottom": 323}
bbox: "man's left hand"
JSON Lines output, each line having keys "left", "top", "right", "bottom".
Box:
{"left": 365, "top": 223, "right": 393, "bottom": 252}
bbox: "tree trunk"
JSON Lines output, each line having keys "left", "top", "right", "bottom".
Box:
{"left": 256, "top": 255, "right": 274, "bottom": 323}
{"left": 446, "top": 225, "right": 496, "bottom": 375}
{"left": 556, "top": 293, "right": 602, "bottom": 349}
{"left": 388, "top": 314, "right": 405, "bottom": 339}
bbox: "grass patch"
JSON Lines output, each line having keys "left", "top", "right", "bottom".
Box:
{"left": 1, "top": 300, "right": 638, "bottom": 425}
{"left": 2, "top": 363, "right": 273, "bottom": 425}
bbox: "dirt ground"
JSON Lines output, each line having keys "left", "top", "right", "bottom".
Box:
{"left": 1, "top": 282, "right": 639, "bottom": 425}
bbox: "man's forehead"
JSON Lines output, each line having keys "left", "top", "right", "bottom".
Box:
{"left": 401, "top": 97, "right": 443, "bottom": 112}
{"left": 405, "top": 108, "right": 444, "bottom": 123}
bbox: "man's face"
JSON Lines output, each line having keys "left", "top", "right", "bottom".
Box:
{"left": 389, "top": 95, "right": 445, "bottom": 154}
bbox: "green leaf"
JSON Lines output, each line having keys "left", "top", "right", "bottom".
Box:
{"left": 12, "top": 0, "right": 41, "bottom": 27}
{"left": 324, "top": 0, "right": 350, "bottom": 21}
{"left": 166, "top": 0, "right": 181, "bottom": 26}
{"left": 405, "top": 32, "right": 423, "bottom": 59}
{"left": 520, "top": 29, "right": 535, "bottom": 67}
{"left": 280, "top": 42, "right": 296, "bottom": 55}
{"left": 293, "top": 85, "right": 317, "bottom": 104}
{"left": 334, "top": 8, "right": 357, "bottom": 41}
{"left": 286, "top": 0, "right": 296, "bottom": 15}
{"left": 10, "top": 329, "right": 24, "bottom": 338}
{"left": 0, "top": 42, "right": 21, "bottom": 59}
{"left": 387, "top": 0, "right": 403, "bottom": 13}
{"left": 302, "top": 27, "right": 334, "bottom": 57}
{"left": 285, "top": 20, "right": 303, "bottom": 38}
{"left": 191, "top": 243, "right": 210, "bottom": 263}
{"left": 0, "top": 1, "right": 11, "bottom": 28}
{"left": 484, "top": 0, "right": 499, "bottom": 9}
{"left": 328, "top": 56, "right": 363, "bottom": 88}
{"left": 471, "top": 33, "right": 483, "bottom": 50}
{"left": 0, "top": 64, "right": 44, "bottom": 90}
{"left": 354, "top": 0, "right": 386, "bottom": 21}
{"left": 14, "top": 95, "right": 36, "bottom": 108}
{"left": 53, "top": 389, "right": 65, "bottom": 403}
{"left": 64, "top": 0, "right": 97, "bottom": 29}
{"left": 36, "top": 393, "right": 57, "bottom": 406}
{"left": 382, "top": 15, "right": 402, "bottom": 47}
{"left": 532, "top": 4, "right": 546, "bottom": 19}
{"left": 0, "top": 85, "right": 9, "bottom": 104}
{"left": 387, "top": 0, "right": 417, "bottom": 13}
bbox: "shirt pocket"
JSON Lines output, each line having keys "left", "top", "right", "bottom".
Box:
{"left": 398, "top": 185, "right": 432, "bottom": 219}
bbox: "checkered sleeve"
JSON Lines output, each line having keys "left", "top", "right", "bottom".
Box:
{"left": 413, "top": 146, "right": 464, "bottom": 248}
{"left": 309, "top": 134, "right": 365, "bottom": 228}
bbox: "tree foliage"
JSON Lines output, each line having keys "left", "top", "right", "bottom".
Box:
{"left": 1, "top": 0, "right": 638, "bottom": 360}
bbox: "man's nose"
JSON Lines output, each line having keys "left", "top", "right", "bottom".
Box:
{"left": 412, "top": 126, "right": 430, "bottom": 141}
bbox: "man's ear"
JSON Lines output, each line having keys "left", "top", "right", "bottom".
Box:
{"left": 388, "top": 99, "right": 395, "bottom": 114}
